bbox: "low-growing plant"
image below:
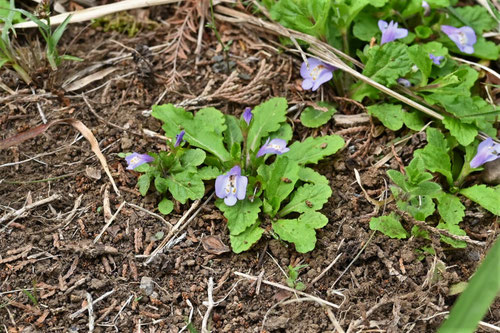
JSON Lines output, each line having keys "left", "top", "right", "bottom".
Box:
{"left": 124, "top": 97, "right": 345, "bottom": 253}
{"left": 0, "top": 0, "right": 31, "bottom": 84}
{"left": 15, "top": 3, "right": 82, "bottom": 70}
{"left": 370, "top": 127, "right": 500, "bottom": 248}
{"left": 286, "top": 263, "right": 308, "bottom": 290}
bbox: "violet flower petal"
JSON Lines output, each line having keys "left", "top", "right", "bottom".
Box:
{"left": 397, "top": 78, "right": 411, "bottom": 87}
{"left": 441, "top": 25, "right": 476, "bottom": 54}
{"left": 174, "top": 130, "right": 185, "bottom": 147}
{"left": 312, "top": 70, "right": 333, "bottom": 91}
{"left": 257, "top": 138, "right": 289, "bottom": 157}
{"left": 215, "top": 166, "right": 247, "bottom": 206}
{"left": 125, "top": 153, "right": 154, "bottom": 170}
{"left": 429, "top": 53, "right": 444, "bottom": 65}
{"left": 242, "top": 107, "right": 253, "bottom": 125}
{"left": 379, "top": 20, "right": 408, "bottom": 45}
{"left": 300, "top": 57, "right": 335, "bottom": 91}
{"left": 236, "top": 176, "right": 248, "bottom": 200}
{"left": 470, "top": 138, "right": 500, "bottom": 168}
{"left": 422, "top": 1, "right": 430, "bottom": 16}
{"left": 215, "top": 174, "right": 229, "bottom": 199}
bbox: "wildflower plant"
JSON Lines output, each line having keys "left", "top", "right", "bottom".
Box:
{"left": 371, "top": 128, "right": 500, "bottom": 248}
{"left": 126, "top": 98, "right": 344, "bottom": 253}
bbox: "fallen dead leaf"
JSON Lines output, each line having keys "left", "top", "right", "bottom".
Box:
{"left": 201, "top": 235, "right": 230, "bottom": 255}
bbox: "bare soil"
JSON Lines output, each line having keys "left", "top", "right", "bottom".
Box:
{"left": 1, "top": 2, "right": 498, "bottom": 332}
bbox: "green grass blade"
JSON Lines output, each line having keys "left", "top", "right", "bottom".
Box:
{"left": 51, "top": 14, "right": 72, "bottom": 47}
{"left": 438, "top": 237, "right": 500, "bottom": 333}
{"left": 15, "top": 8, "right": 49, "bottom": 31}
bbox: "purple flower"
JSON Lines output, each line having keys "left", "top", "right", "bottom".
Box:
{"left": 422, "top": 1, "right": 430, "bottom": 16}
{"left": 125, "top": 153, "right": 154, "bottom": 170}
{"left": 378, "top": 20, "right": 408, "bottom": 45}
{"left": 397, "top": 78, "right": 411, "bottom": 87}
{"left": 257, "top": 138, "right": 290, "bottom": 157}
{"left": 429, "top": 53, "right": 444, "bottom": 65}
{"left": 242, "top": 107, "right": 252, "bottom": 125}
{"left": 470, "top": 138, "right": 500, "bottom": 168}
{"left": 300, "top": 58, "right": 336, "bottom": 91}
{"left": 215, "top": 166, "right": 248, "bottom": 206}
{"left": 441, "top": 25, "right": 476, "bottom": 54}
{"left": 174, "top": 130, "right": 185, "bottom": 147}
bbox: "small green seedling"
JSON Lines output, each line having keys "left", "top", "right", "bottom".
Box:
{"left": 286, "top": 263, "right": 308, "bottom": 291}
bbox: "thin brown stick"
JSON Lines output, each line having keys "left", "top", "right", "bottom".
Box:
{"left": 399, "top": 210, "right": 486, "bottom": 246}
{"left": 234, "top": 271, "right": 342, "bottom": 309}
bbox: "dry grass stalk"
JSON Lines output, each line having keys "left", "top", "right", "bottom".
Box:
{"left": 11, "top": 0, "right": 182, "bottom": 28}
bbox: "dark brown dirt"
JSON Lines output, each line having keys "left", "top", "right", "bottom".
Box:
{"left": 1, "top": 2, "right": 498, "bottom": 332}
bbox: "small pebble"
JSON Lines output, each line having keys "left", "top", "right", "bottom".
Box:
{"left": 140, "top": 276, "right": 154, "bottom": 296}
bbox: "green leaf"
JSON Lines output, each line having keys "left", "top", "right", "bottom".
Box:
{"left": 437, "top": 221, "right": 467, "bottom": 248}
{"left": 471, "top": 37, "right": 499, "bottom": 60}
{"left": 298, "top": 167, "right": 328, "bottom": 185}
{"left": 137, "top": 174, "right": 151, "bottom": 196}
{"left": 258, "top": 157, "right": 300, "bottom": 216}
{"left": 223, "top": 115, "right": 243, "bottom": 149}
{"left": 415, "top": 26, "right": 433, "bottom": 39}
{"left": 408, "top": 44, "right": 432, "bottom": 85}
{"left": 460, "top": 185, "right": 500, "bottom": 215}
{"left": 414, "top": 128, "right": 453, "bottom": 184}
{"left": 438, "top": 237, "right": 500, "bottom": 333}
{"left": 269, "top": 123, "right": 293, "bottom": 143}
{"left": 403, "top": 111, "right": 425, "bottom": 131}
{"left": 366, "top": 103, "right": 404, "bottom": 131}
{"left": 198, "top": 166, "right": 220, "bottom": 180}
{"left": 300, "top": 102, "right": 336, "bottom": 128}
{"left": 369, "top": 213, "right": 408, "bottom": 239}
{"left": 269, "top": 0, "right": 332, "bottom": 38}
{"left": 397, "top": 195, "right": 435, "bottom": 221}
{"left": 442, "top": 117, "right": 478, "bottom": 147}
{"left": 387, "top": 170, "right": 408, "bottom": 191}
{"left": 51, "top": 14, "right": 72, "bottom": 49}
{"left": 180, "top": 149, "right": 206, "bottom": 169}
{"left": 229, "top": 222, "right": 265, "bottom": 253}
{"left": 247, "top": 97, "right": 288, "bottom": 152}
{"left": 154, "top": 176, "right": 169, "bottom": 193}
{"left": 273, "top": 211, "right": 328, "bottom": 253}
{"left": 60, "top": 54, "right": 83, "bottom": 62}
{"left": 166, "top": 172, "right": 204, "bottom": 204}
{"left": 216, "top": 198, "right": 262, "bottom": 236}
{"left": 152, "top": 104, "right": 231, "bottom": 162}
{"left": 158, "top": 198, "right": 174, "bottom": 215}
{"left": 362, "top": 43, "right": 413, "bottom": 86}
{"left": 352, "top": 13, "right": 379, "bottom": 42}
{"left": 279, "top": 183, "right": 331, "bottom": 217}
{"left": 445, "top": 5, "right": 497, "bottom": 34}
{"left": 285, "top": 135, "right": 344, "bottom": 165}
{"left": 436, "top": 192, "right": 465, "bottom": 225}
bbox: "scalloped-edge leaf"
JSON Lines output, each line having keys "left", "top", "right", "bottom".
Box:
{"left": 137, "top": 174, "right": 150, "bottom": 196}
{"left": 165, "top": 172, "right": 204, "bottom": 204}
{"left": 247, "top": 97, "right": 288, "bottom": 152}
{"left": 152, "top": 104, "right": 231, "bottom": 162}
{"left": 273, "top": 211, "right": 328, "bottom": 253}
{"left": 369, "top": 212, "right": 408, "bottom": 239}
{"left": 229, "top": 221, "right": 265, "bottom": 253}
{"left": 460, "top": 185, "right": 500, "bottom": 216}
{"left": 279, "top": 183, "right": 331, "bottom": 217}
{"left": 285, "top": 135, "right": 344, "bottom": 166}
{"left": 216, "top": 198, "right": 262, "bottom": 236}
